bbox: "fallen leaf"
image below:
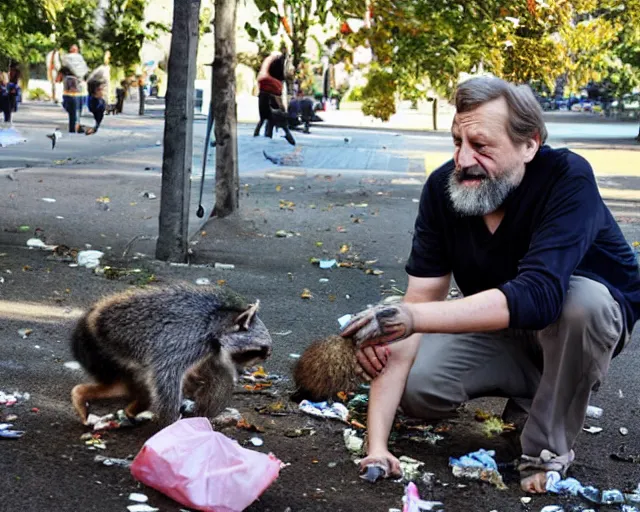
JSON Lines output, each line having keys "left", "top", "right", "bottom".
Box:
{"left": 365, "top": 269, "right": 384, "bottom": 276}
{"left": 130, "top": 202, "right": 137, "bottom": 206}
{"left": 217, "top": 279, "right": 226, "bottom": 286}
{"left": 236, "top": 418, "right": 265, "bottom": 433}
{"left": 328, "top": 294, "right": 337, "bottom": 302}
{"left": 22, "top": 265, "right": 32, "bottom": 272}
{"left": 301, "top": 288, "right": 313, "bottom": 299}
{"left": 315, "top": 241, "right": 323, "bottom": 247}
{"left": 336, "top": 391, "right": 348, "bottom": 401}
{"left": 340, "top": 244, "right": 350, "bottom": 254}
{"left": 243, "top": 382, "right": 272, "bottom": 391}
{"left": 96, "top": 196, "right": 110, "bottom": 204}
{"left": 275, "top": 185, "right": 282, "bottom": 192}
{"left": 201, "top": 231, "right": 207, "bottom": 236}
{"left": 279, "top": 200, "right": 295, "bottom": 211}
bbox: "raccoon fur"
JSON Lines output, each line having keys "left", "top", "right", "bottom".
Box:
{"left": 292, "top": 335, "right": 362, "bottom": 402}
{"left": 70, "top": 283, "right": 272, "bottom": 425}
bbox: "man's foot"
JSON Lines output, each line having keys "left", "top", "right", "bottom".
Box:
{"left": 520, "top": 471, "right": 547, "bottom": 493}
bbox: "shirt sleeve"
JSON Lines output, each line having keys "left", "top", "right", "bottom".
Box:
{"left": 405, "top": 169, "right": 452, "bottom": 278}
{"left": 497, "top": 156, "right": 604, "bottom": 330}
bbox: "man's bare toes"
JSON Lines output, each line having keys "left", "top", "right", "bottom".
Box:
{"left": 520, "top": 472, "right": 547, "bottom": 494}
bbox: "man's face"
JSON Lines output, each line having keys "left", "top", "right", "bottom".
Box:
{"left": 70, "top": 45, "right": 79, "bottom": 54}
{"left": 449, "top": 97, "right": 537, "bottom": 216}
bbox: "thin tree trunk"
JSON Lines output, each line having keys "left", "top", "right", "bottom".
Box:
{"left": 212, "top": 0, "right": 239, "bottom": 217}
{"left": 155, "top": 0, "right": 202, "bottom": 262}
{"left": 432, "top": 97, "right": 438, "bottom": 131}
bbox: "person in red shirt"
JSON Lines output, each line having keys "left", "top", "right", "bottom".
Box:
{"left": 253, "top": 53, "right": 295, "bottom": 145}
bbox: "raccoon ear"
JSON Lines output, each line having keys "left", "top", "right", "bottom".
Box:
{"left": 234, "top": 300, "right": 260, "bottom": 330}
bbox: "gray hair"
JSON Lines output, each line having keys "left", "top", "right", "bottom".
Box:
{"left": 455, "top": 76, "right": 548, "bottom": 145}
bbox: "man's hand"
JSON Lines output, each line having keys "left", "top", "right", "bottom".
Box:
{"left": 340, "top": 303, "right": 415, "bottom": 347}
{"left": 358, "top": 450, "right": 402, "bottom": 480}
{"left": 355, "top": 345, "right": 390, "bottom": 381}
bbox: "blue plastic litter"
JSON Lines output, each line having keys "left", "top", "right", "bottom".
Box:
{"left": 0, "top": 423, "right": 25, "bottom": 439}
{"left": 545, "top": 471, "right": 584, "bottom": 496}
{"left": 449, "top": 448, "right": 498, "bottom": 471}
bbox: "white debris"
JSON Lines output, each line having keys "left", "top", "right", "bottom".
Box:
{"left": 128, "top": 493, "right": 149, "bottom": 503}
{"left": 26, "top": 238, "right": 46, "bottom": 249}
{"left": 250, "top": 436, "right": 264, "bottom": 447}
{"left": 77, "top": 250, "right": 104, "bottom": 269}
{"left": 620, "top": 427, "right": 629, "bottom": 436}
{"left": 63, "top": 361, "right": 82, "bottom": 371}
{"left": 140, "top": 191, "right": 157, "bottom": 199}
{"left": 586, "top": 405, "right": 603, "bottom": 419}
{"left": 337, "top": 314, "right": 352, "bottom": 329}
{"left": 289, "top": 353, "right": 301, "bottom": 359}
{"left": 41, "top": 197, "right": 57, "bottom": 203}
{"left": 583, "top": 426, "right": 603, "bottom": 434}
{"left": 214, "top": 262, "right": 235, "bottom": 270}
{"left": 520, "top": 497, "right": 532, "bottom": 504}
{"left": 195, "top": 278, "right": 211, "bottom": 285}
{"left": 127, "top": 505, "right": 159, "bottom": 512}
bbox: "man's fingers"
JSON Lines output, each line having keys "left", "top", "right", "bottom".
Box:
{"left": 355, "top": 350, "right": 379, "bottom": 379}
{"left": 363, "top": 346, "right": 384, "bottom": 372}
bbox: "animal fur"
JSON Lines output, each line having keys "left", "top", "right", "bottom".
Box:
{"left": 292, "top": 335, "right": 362, "bottom": 402}
{"left": 70, "top": 283, "right": 272, "bottom": 424}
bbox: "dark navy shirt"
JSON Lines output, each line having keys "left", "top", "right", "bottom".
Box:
{"left": 406, "top": 145, "right": 640, "bottom": 349}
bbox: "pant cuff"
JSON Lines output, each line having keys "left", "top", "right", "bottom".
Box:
{"left": 518, "top": 449, "right": 575, "bottom": 478}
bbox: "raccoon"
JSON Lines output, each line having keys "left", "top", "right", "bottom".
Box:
{"left": 70, "top": 283, "right": 272, "bottom": 425}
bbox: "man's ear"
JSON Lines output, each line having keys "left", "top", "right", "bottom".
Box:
{"left": 522, "top": 134, "right": 540, "bottom": 163}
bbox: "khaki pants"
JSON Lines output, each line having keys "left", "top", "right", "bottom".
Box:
{"left": 400, "top": 276, "right": 627, "bottom": 471}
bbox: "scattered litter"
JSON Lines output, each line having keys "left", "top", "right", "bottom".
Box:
{"left": 180, "top": 399, "right": 196, "bottom": 414}
{"left": 77, "top": 250, "right": 104, "bottom": 269}
{"left": 546, "top": 471, "right": 583, "bottom": 495}
{"left": 360, "top": 462, "right": 387, "bottom": 483}
{"left": 5, "top": 414, "right": 17, "bottom": 422}
{"left": 319, "top": 278, "right": 329, "bottom": 283}
{"left": 449, "top": 449, "right": 507, "bottom": 490}
{"left": 619, "top": 389, "right": 624, "bottom": 399}
{"left": 195, "top": 278, "right": 211, "bottom": 285}
{"left": 130, "top": 418, "right": 281, "bottom": 512}
{"left": 540, "top": 507, "right": 563, "bottom": 512}
{"left": 620, "top": 427, "right": 629, "bottom": 436}
{"left": 212, "top": 408, "right": 243, "bottom": 427}
{"left": 140, "top": 191, "right": 157, "bottom": 199}
{"left": 586, "top": 405, "right": 603, "bottom": 419}
{"left": 520, "top": 497, "right": 532, "bottom": 504}
{"left": 402, "top": 482, "right": 444, "bottom": 511}
{"left": 343, "top": 428, "right": 365, "bottom": 455}
{"left": 412, "top": 198, "right": 419, "bottom": 203}
{"left": 84, "top": 435, "right": 107, "bottom": 450}
{"left": 299, "top": 400, "right": 349, "bottom": 422}
{"left": 319, "top": 259, "right": 337, "bottom": 269}
{"left": 155, "top": 140, "right": 161, "bottom": 146}
{"left": 56, "top": 216, "right": 64, "bottom": 220}
{"left": 0, "top": 390, "right": 30, "bottom": 406}
{"left": 94, "top": 455, "right": 133, "bottom": 468}
{"left": 583, "top": 426, "right": 603, "bottom": 434}
{"left": 338, "top": 314, "right": 352, "bottom": 329}
{"left": 250, "top": 436, "right": 264, "bottom": 447}
{"left": 300, "top": 288, "right": 313, "bottom": 299}
{"left": 26, "top": 238, "right": 47, "bottom": 249}
{"left": 0, "top": 423, "right": 24, "bottom": 439}
{"left": 127, "top": 505, "right": 159, "bottom": 512}
{"left": 128, "top": 493, "right": 149, "bottom": 503}
{"left": 399, "top": 455, "right": 425, "bottom": 483}
{"left": 275, "top": 230, "right": 295, "bottom": 238}
{"left": 256, "top": 400, "right": 293, "bottom": 416}
{"left": 273, "top": 330, "right": 292, "bottom": 336}
{"left": 41, "top": 197, "right": 57, "bottom": 203}
{"left": 17, "top": 328, "right": 33, "bottom": 339}
{"left": 393, "top": 424, "right": 444, "bottom": 445}
{"left": 289, "top": 353, "right": 300, "bottom": 359}
{"left": 0, "top": 127, "right": 27, "bottom": 147}
{"left": 214, "top": 262, "right": 235, "bottom": 270}
{"left": 236, "top": 418, "right": 265, "bottom": 433}
{"left": 63, "top": 361, "right": 82, "bottom": 371}
{"left": 85, "top": 409, "right": 154, "bottom": 431}
{"left": 284, "top": 427, "right": 315, "bottom": 438}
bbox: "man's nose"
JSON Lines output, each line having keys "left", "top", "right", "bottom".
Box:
{"left": 456, "top": 143, "right": 476, "bottom": 168}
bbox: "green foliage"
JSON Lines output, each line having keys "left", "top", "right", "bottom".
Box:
{"left": 331, "top": 0, "right": 640, "bottom": 122}
{"left": 345, "top": 85, "right": 364, "bottom": 102}
{"left": 27, "top": 87, "right": 51, "bottom": 101}
{"left": 361, "top": 66, "right": 396, "bottom": 121}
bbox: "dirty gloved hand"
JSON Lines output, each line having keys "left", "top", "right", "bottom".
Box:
{"left": 340, "top": 303, "right": 415, "bottom": 347}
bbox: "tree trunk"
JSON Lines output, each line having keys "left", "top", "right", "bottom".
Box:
{"left": 155, "top": 0, "right": 202, "bottom": 262}
{"left": 212, "top": 0, "right": 239, "bottom": 217}
{"left": 432, "top": 97, "right": 438, "bottom": 131}
{"left": 138, "top": 84, "right": 145, "bottom": 115}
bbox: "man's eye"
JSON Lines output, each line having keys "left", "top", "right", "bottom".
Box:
{"left": 453, "top": 139, "right": 462, "bottom": 147}
{"left": 473, "top": 143, "right": 486, "bottom": 152}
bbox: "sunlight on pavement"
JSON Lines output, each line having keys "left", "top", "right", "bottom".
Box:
{"left": 0, "top": 300, "right": 84, "bottom": 324}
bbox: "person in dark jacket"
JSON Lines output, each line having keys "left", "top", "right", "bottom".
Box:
{"left": 340, "top": 76, "right": 640, "bottom": 495}
{"left": 0, "top": 72, "right": 12, "bottom": 125}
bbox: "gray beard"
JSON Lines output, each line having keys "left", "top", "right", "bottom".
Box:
{"left": 447, "top": 170, "right": 517, "bottom": 216}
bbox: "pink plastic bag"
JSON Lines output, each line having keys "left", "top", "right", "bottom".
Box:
{"left": 130, "top": 417, "right": 281, "bottom": 512}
